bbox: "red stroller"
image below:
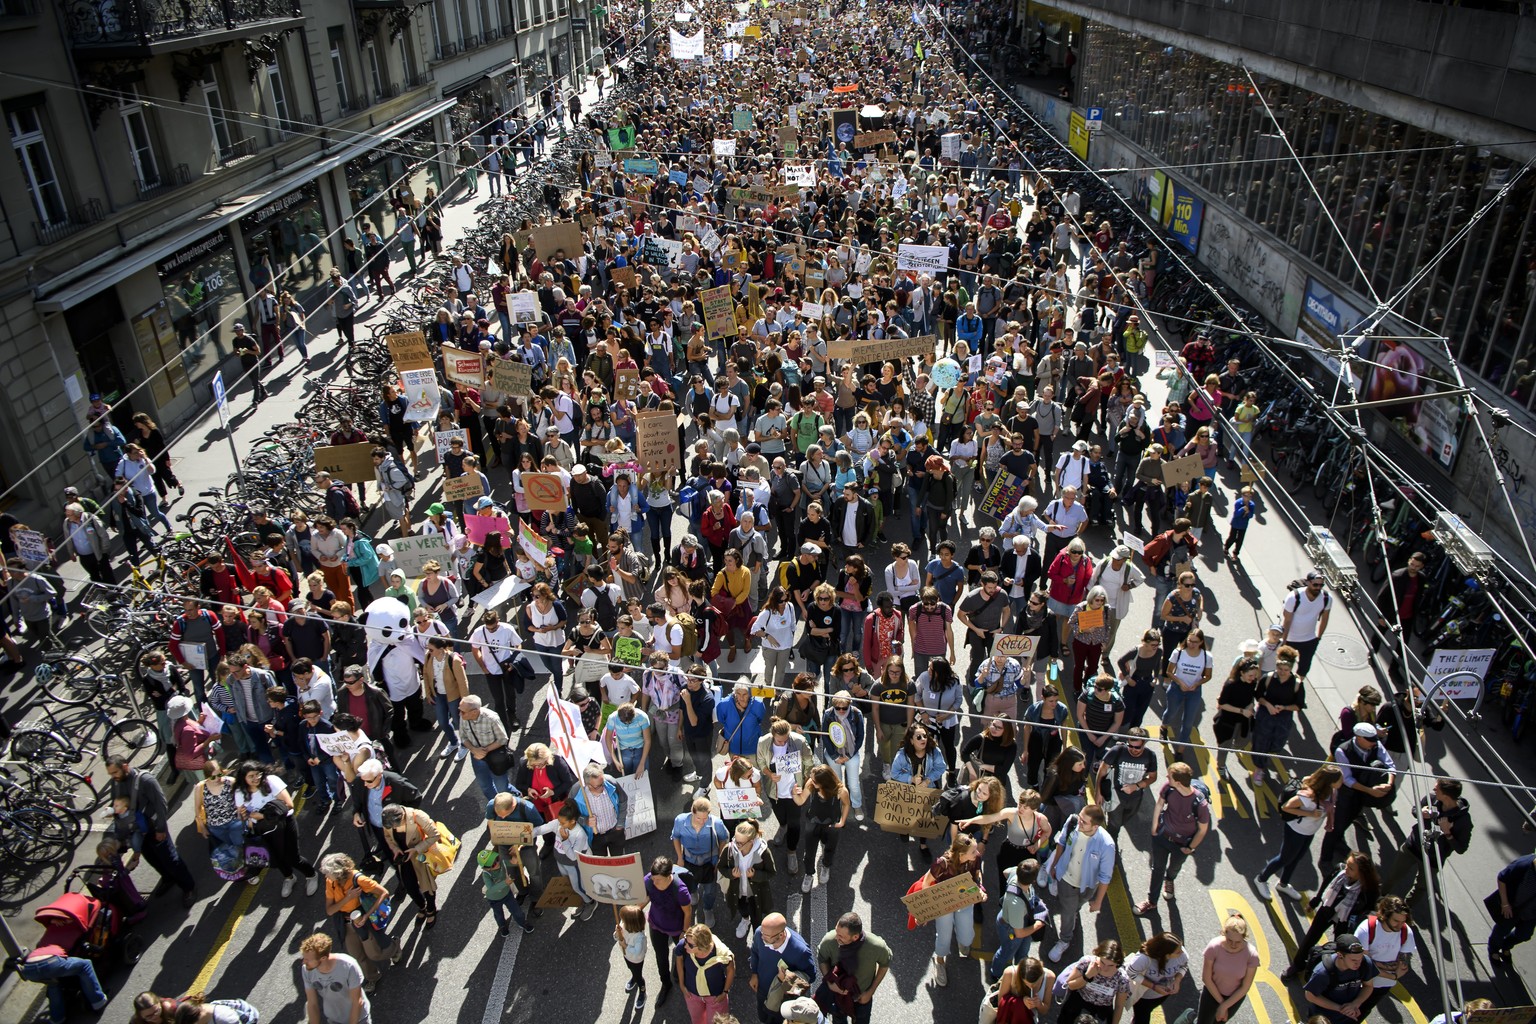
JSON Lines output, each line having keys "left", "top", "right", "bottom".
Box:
{"left": 34, "top": 867, "right": 146, "bottom": 967}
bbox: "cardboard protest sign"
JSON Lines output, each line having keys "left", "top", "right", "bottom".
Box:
{"left": 614, "top": 635, "right": 645, "bottom": 666}
{"left": 636, "top": 410, "right": 682, "bottom": 472}
{"left": 896, "top": 243, "right": 950, "bottom": 273}
{"left": 434, "top": 429, "right": 467, "bottom": 462}
{"left": 715, "top": 787, "right": 762, "bottom": 819}
{"left": 1466, "top": 1007, "right": 1536, "bottom": 1024}
{"left": 490, "top": 358, "right": 534, "bottom": 397}
{"left": 854, "top": 129, "right": 897, "bottom": 147}
{"left": 440, "top": 345, "right": 484, "bottom": 386}
{"left": 702, "top": 285, "right": 738, "bottom": 339}
{"left": 610, "top": 267, "right": 638, "bottom": 291}
{"left": 991, "top": 634, "right": 1040, "bottom": 660}
{"left": 779, "top": 126, "right": 799, "bottom": 155}
{"left": 978, "top": 472, "right": 1028, "bottom": 520}
{"left": 15, "top": 530, "right": 49, "bottom": 566}
{"left": 530, "top": 222, "right": 584, "bottom": 261}
{"left": 873, "top": 782, "right": 948, "bottom": 838}
{"left": 826, "top": 338, "right": 853, "bottom": 360}
{"left": 1160, "top": 453, "right": 1206, "bottom": 489}
{"left": 522, "top": 472, "right": 568, "bottom": 513}
{"left": 390, "top": 534, "right": 453, "bottom": 577}
{"left": 614, "top": 367, "right": 644, "bottom": 402}
{"left": 400, "top": 368, "right": 439, "bottom": 423}
{"left": 443, "top": 475, "right": 486, "bottom": 503}
{"left": 1239, "top": 460, "right": 1267, "bottom": 484}
{"left": 578, "top": 852, "right": 645, "bottom": 905}
{"left": 537, "top": 876, "right": 585, "bottom": 909}
{"left": 844, "top": 335, "right": 935, "bottom": 364}
{"left": 1075, "top": 606, "right": 1106, "bottom": 631}
{"left": 487, "top": 820, "right": 534, "bottom": 846}
{"left": 314, "top": 443, "right": 376, "bottom": 485}
{"left": 507, "top": 291, "right": 540, "bottom": 325}
{"left": 903, "top": 872, "right": 986, "bottom": 926}
{"left": 386, "top": 331, "right": 433, "bottom": 372}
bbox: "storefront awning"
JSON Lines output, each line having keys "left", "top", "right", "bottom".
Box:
{"left": 36, "top": 97, "right": 457, "bottom": 313}
{"left": 443, "top": 59, "right": 522, "bottom": 98}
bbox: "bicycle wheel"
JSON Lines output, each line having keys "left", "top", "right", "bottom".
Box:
{"left": 103, "top": 718, "right": 161, "bottom": 771}
{"left": 2, "top": 807, "right": 76, "bottom": 864}
{"left": 23, "top": 762, "right": 102, "bottom": 815}
{"left": 10, "top": 726, "right": 78, "bottom": 764}
{"left": 37, "top": 656, "right": 107, "bottom": 706}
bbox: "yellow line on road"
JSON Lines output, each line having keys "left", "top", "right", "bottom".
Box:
{"left": 189, "top": 876, "right": 261, "bottom": 994}
{"left": 1210, "top": 889, "right": 1299, "bottom": 1024}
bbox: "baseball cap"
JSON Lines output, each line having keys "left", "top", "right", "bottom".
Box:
{"left": 800, "top": 543, "right": 820, "bottom": 554}
{"left": 428, "top": 503, "right": 446, "bottom": 516}
{"left": 1305, "top": 569, "right": 1325, "bottom": 582}
{"left": 476, "top": 849, "right": 499, "bottom": 869}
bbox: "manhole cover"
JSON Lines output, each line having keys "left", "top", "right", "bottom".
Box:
{"left": 1316, "top": 634, "right": 1371, "bottom": 670}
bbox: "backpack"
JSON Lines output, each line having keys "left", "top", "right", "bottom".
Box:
{"left": 1366, "top": 914, "right": 1409, "bottom": 945}
{"left": 591, "top": 584, "right": 620, "bottom": 631}
{"left": 332, "top": 483, "right": 362, "bottom": 519}
{"left": 1279, "top": 777, "right": 1306, "bottom": 819}
{"left": 675, "top": 613, "right": 700, "bottom": 658}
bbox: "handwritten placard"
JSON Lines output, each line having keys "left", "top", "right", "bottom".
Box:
{"left": 614, "top": 367, "right": 644, "bottom": 402}
{"left": 434, "top": 429, "right": 467, "bottom": 462}
{"left": 715, "top": 787, "right": 762, "bottom": 819}
{"left": 610, "top": 267, "right": 638, "bottom": 291}
{"left": 841, "top": 335, "right": 935, "bottom": 364}
{"left": 872, "top": 781, "right": 948, "bottom": 838}
{"left": 314, "top": 443, "right": 376, "bottom": 485}
{"left": 1075, "top": 606, "right": 1106, "bottom": 632}
{"left": 386, "top": 331, "right": 433, "bottom": 372}
{"left": 529, "top": 222, "right": 584, "bottom": 261}
{"left": 490, "top": 359, "right": 534, "bottom": 397}
{"left": 487, "top": 819, "right": 535, "bottom": 846}
{"left": 390, "top": 534, "right": 453, "bottom": 577}
{"left": 990, "top": 634, "right": 1040, "bottom": 659}
{"left": 614, "top": 635, "right": 644, "bottom": 666}
{"left": 903, "top": 872, "right": 986, "bottom": 926}
{"left": 978, "top": 472, "right": 1028, "bottom": 520}
{"left": 537, "top": 876, "right": 586, "bottom": 909}
{"left": 1160, "top": 453, "right": 1205, "bottom": 489}
{"left": 854, "top": 129, "right": 898, "bottom": 148}
{"left": 578, "top": 852, "right": 646, "bottom": 905}
{"left": 702, "top": 285, "right": 738, "bottom": 340}
{"left": 635, "top": 410, "right": 681, "bottom": 472}
{"left": 465, "top": 515, "right": 511, "bottom": 546}
{"left": 444, "top": 475, "right": 486, "bottom": 503}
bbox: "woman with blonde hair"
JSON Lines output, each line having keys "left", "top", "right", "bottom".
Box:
{"left": 673, "top": 922, "right": 735, "bottom": 1024}
{"left": 1199, "top": 914, "right": 1258, "bottom": 1024}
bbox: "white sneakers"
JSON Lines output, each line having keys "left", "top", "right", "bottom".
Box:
{"left": 454, "top": 747, "right": 468, "bottom": 762}
{"left": 801, "top": 874, "right": 814, "bottom": 894}
{"left": 281, "top": 877, "right": 296, "bottom": 898}
{"left": 819, "top": 866, "right": 830, "bottom": 885}
{"left": 306, "top": 876, "right": 319, "bottom": 897}
{"left": 1254, "top": 878, "right": 1272, "bottom": 900}
{"left": 683, "top": 772, "right": 701, "bottom": 783}
{"left": 1048, "top": 941, "right": 1068, "bottom": 963}
{"left": 1276, "top": 883, "right": 1302, "bottom": 899}
{"left": 932, "top": 955, "right": 948, "bottom": 987}
{"left": 736, "top": 917, "right": 750, "bottom": 939}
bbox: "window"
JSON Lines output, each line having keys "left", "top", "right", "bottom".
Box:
{"left": 7, "top": 104, "right": 64, "bottom": 225}
{"left": 364, "top": 40, "right": 384, "bottom": 99}
{"left": 119, "top": 85, "right": 159, "bottom": 188}
{"left": 516, "top": 0, "right": 528, "bottom": 29}
{"left": 265, "top": 60, "right": 291, "bottom": 131}
{"left": 542, "top": 0, "right": 554, "bottom": 24}
{"left": 329, "top": 27, "right": 352, "bottom": 110}
{"left": 201, "top": 67, "right": 234, "bottom": 159}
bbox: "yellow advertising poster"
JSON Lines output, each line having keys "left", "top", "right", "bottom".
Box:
{"left": 1068, "top": 110, "right": 1090, "bottom": 161}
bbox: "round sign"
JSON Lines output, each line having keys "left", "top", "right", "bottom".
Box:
{"left": 931, "top": 358, "right": 962, "bottom": 389}
{"left": 828, "top": 722, "right": 847, "bottom": 747}
{"left": 835, "top": 121, "right": 856, "bottom": 145}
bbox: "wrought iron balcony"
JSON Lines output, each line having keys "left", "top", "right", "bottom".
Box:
{"left": 134, "top": 162, "right": 192, "bottom": 199}
{"left": 405, "top": 68, "right": 434, "bottom": 89}
{"left": 34, "top": 198, "right": 104, "bottom": 247}
{"left": 64, "top": 0, "right": 304, "bottom": 55}
{"left": 217, "top": 135, "right": 256, "bottom": 165}
{"left": 434, "top": 40, "right": 458, "bottom": 60}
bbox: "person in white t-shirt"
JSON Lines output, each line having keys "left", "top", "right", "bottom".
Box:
{"left": 1354, "top": 896, "right": 1417, "bottom": 1017}
{"left": 1280, "top": 570, "right": 1332, "bottom": 678}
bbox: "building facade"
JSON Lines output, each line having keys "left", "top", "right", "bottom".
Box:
{"left": 0, "top": 0, "right": 595, "bottom": 504}
{"left": 1022, "top": 0, "right": 1536, "bottom": 571}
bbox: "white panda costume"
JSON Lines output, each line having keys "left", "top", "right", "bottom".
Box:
{"left": 361, "top": 596, "right": 427, "bottom": 743}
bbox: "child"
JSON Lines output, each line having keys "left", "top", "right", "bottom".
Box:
{"left": 615, "top": 904, "right": 649, "bottom": 1007}
{"left": 570, "top": 523, "right": 595, "bottom": 572}
{"left": 1184, "top": 476, "right": 1216, "bottom": 543}
{"left": 94, "top": 838, "right": 148, "bottom": 924}
{"left": 1256, "top": 622, "right": 1284, "bottom": 673}
{"left": 265, "top": 686, "right": 309, "bottom": 784}
{"left": 476, "top": 849, "right": 535, "bottom": 937}
{"left": 107, "top": 797, "right": 143, "bottom": 856}
{"left": 539, "top": 803, "right": 596, "bottom": 919}
{"left": 1225, "top": 485, "right": 1257, "bottom": 559}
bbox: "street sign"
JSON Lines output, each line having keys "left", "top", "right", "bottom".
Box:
{"left": 212, "top": 370, "right": 227, "bottom": 428}
{"left": 571, "top": 15, "right": 588, "bottom": 27}
{"left": 1086, "top": 106, "right": 1104, "bottom": 132}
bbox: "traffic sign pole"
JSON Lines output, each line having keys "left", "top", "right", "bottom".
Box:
{"left": 212, "top": 371, "right": 245, "bottom": 486}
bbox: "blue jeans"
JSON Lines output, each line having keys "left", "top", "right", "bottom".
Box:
{"left": 535, "top": 646, "right": 565, "bottom": 694}
{"left": 471, "top": 755, "right": 511, "bottom": 801}
{"left": 488, "top": 890, "right": 528, "bottom": 930}
{"left": 432, "top": 695, "right": 462, "bottom": 749}
{"left": 1257, "top": 823, "right": 1316, "bottom": 885}
{"left": 933, "top": 905, "right": 975, "bottom": 956}
{"left": 239, "top": 721, "right": 273, "bottom": 760}
{"left": 682, "top": 864, "right": 718, "bottom": 912}
{"left": 989, "top": 912, "right": 1035, "bottom": 982}
{"left": 828, "top": 751, "right": 863, "bottom": 813}
{"left": 307, "top": 758, "right": 342, "bottom": 802}
{"left": 208, "top": 818, "right": 246, "bottom": 852}
{"left": 1163, "top": 686, "right": 1204, "bottom": 749}
{"left": 19, "top": 955, "right": 107, "bottom": 1024}
{"left": 618, "top": 745, "right": 644, "bottom": 775}
{"left": 838, "top": 608, "right": 863, "bottom": 652}
{"left": 905, "top": 484, "right": 926, "bottom": 539}
{"left": 558, "top": 861, "right": 591, "bottom": 902}
{"left": 646, "top": 505, "right": 674, "bottom": 554}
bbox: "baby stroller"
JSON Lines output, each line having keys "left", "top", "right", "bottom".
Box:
{"left": 42, "top": 868, "right": 146, "bottom": 966}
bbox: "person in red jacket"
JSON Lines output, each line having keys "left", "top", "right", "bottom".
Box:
{"left": 168, "top": 597, "right": 226, "bottom": 704}
{"left": 1046, "top": 539, "right": 1094, "bottom": 651}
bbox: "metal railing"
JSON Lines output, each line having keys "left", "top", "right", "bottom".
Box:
{"left": 405, "top": 68, "right": 434, "bottom": 88}
{"left": 64, "top": 0, "right": 301, "bottom": 46}
{"left": 33, "top": 198, "right": 104, "bottom": 247}
{"left": 134, "top": 162, "right": 191, "bottom": 199}
{"left": 217, "top": 136, "right": 257, "bottom": 165}
{"left": 434, "top": 40, "right": 458, "bottom": 60}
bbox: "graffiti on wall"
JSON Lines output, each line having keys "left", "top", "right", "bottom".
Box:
{"left": 1199, "top": 205, "right": 1300, "bottom": 335}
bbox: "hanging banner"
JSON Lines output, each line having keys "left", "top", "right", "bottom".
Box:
{"left": 623, "top": 158, "right": 661, "bottom": 176}
{"left": 607, "top": 126, "right": 637, "bottom": 150}
{"left": 713, "top": 138, "right": 738, "bottom": 157}
{"left": 896, "top": 244, "right": 950, "bottom": 273}
{"left": 1165, "top": 181, "right": 1204, "bottom": 256}
{"left": 400, "top": 368, "right": 440, "bottom": 423}
{"left": 669, "top": 28, "right": 705, "bottom": 59}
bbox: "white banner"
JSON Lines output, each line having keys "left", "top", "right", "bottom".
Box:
{"left": 726, "top": 19, "right": 748, "bottom": 35}
{"left": 713, "top": 138, "right": 737, "bottom": 157}
{"left": 783, "top": 164, "right": 815, "bottom": 186}
{"left": 507, "top": 291, "right": 540, "bottom": 325}
{"left": 896, "top": 243, "right": 950, "bottom": 273}
{"left": 546, "top": 690, "right": 607, "bottom": 779}
{"left": 721, "top": 41, "right": 743, "bottom": 60}
{"left": 669, "top": 28, "right": 705, "bottom": 59}
{"left": 615, "top": 773, "right": 658, "bottom": 839}
{"left": 699, "top": 226, "right": 724, "bottom": 253}
{"left": 1422, "top": 648, "right": 1496, "bottom": 701}
{"left": 801, "top": 301, "right": 824, "bottom": 320}
{"left": 940, "top": 132, "right": 961, "bottom": 160}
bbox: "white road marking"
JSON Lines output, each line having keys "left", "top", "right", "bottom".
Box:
{"left": 481, "top": 928, "right": 524, "bottom": 1024}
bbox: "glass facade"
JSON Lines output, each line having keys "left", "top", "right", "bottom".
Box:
{"left": 344, "top": 122, "right": 443, "bottom": 235}
{"left": 239, "top": 181, "right": 335, "bottom": 306}
{"left": 1078, "top": 24, "right": 1536, "bottom": 409}
{"left": 155, "top": 230, "right": 244, "bottom": 398}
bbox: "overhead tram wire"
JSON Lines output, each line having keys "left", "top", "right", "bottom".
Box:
{"left": 0, "top": 13, "right": 675, "bottom": 509}
{"left": 923, "top": 6, "right": 1536, "bottom": 608}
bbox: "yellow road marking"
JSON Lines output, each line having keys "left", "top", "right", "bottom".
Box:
{"left": 1210, "top": 889, "right": 1299, "bottom": 1024}
{"left": 188, "top": 793, "right": 307, "bottom": 993}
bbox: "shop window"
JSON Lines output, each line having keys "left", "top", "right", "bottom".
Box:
{"left": 240, "top": 184, "right": 336, "bottom": 309}
{"left": 155, "top": 231, "right": 244, "bottom": 397}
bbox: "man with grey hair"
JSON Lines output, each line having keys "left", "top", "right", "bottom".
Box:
{"left": 569, "top": 762, "right": 628, "bottom": 855}
{"left": 728, "top": 511, "right": 770, "bottom": 603}
{"left": 458, "top": 695, "right": 513, "bottom": 801}
{"left": 1090, "top": 544, "right": 1145, "bottom": 652}
{"left": 60, "top": 500, "right": 114, "bottom": 587}
{"left": 1040, "top": 485, "right": 1089, "bottom": 567}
